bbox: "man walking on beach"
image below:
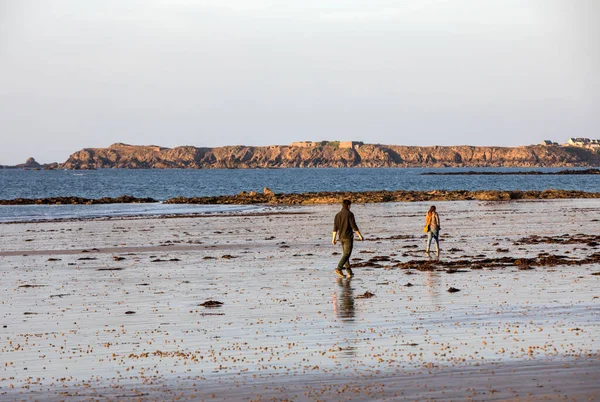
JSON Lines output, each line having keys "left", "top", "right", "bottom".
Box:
{"left": 332, "top": 199, "right": 364, "bottom": 278}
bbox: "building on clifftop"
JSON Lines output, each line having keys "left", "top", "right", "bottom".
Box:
{"left": 290, "top": 141, "right": 364, "bottom": 149}
{"left": 567, "top": 138, "right": 600, "bottom": 149}
{"left": 339, "top": 141, "right": 364, "bottom": 149}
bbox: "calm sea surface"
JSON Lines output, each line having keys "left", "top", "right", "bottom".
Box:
{"left": 1, "top": 168, "right": 599, "bottom": 222}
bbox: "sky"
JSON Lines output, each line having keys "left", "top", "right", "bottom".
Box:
{"left": 0, "top": 0, "right": 598, "bottom": 164}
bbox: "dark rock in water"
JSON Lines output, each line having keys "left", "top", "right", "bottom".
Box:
{"left": 113, "top": 256, "right": 126, "bottom": 261}
{"left": 421, "top": 168, "right": 600, "bottom": 176}
{"left": 447, "top": 287, "right": 461, "bottom": 293}
{"left": 47, "top": 258, "right": 61, "bottom": 261}
{"left": 496, "top": 248, "right": 509, "bottom": 253}
{"left": 97, "top": 267, "right": 124, "bottom": 271}
{"left": 404, "top": 282, "right": 414, "bottom": 287}
{"left": 356, "top": 291, "right": 375, "bottom": 299}
{"left": 125, "top": 311, "right": 136, "bottom": 314}
{"left": 19, "top": 284, "right": 46, "bottom": 288}
{"left": 163, "top": 189, "right": 600, "bottom": 206}
{"left": 446, "top": 268, "right": 468, "bottom": 274}
{"left": 78, "top": 257, "right": 97, "bottom": 260}
{"left": 221, "top": 255, "right": 237, "bottom": 259}
{"left": 18, "top": 157, "right": 42, "bottom": 168}
{"left": 4, "top": 189, "right": 600, "bottom": 206}
{"left": 0, "top": 195, "right": 158, "bottom": 205}
{"left": 199, "top": 300, "right": 224, "bottom": 307}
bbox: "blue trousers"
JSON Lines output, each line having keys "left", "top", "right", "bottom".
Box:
{"left": 426, "top": 230, "right": 439, "bottom": 252}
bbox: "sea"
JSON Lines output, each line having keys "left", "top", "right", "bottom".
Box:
{"left": 1, "top": 167, "right": 599, "bottom": 223}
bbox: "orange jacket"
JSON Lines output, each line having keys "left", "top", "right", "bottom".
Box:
{"left": 425, "top": 212, "right": 440, "bottom": 229}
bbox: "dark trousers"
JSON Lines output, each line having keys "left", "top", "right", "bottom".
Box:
{"left": 337, "top": 238, "right": 354, "bottom": 270}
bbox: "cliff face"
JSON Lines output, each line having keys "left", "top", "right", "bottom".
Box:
{"left": 59, "top": 142, "right": 600, "bottom": 169}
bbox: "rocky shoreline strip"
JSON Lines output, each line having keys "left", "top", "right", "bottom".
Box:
{"left": 2, "top": 189, "right": 600, "bottom": 206}
{"left": 164, "top": 189, "right": 600, "bottom": 205}
{"left": 421, "top": 168, "right": 600, "bottom": 175}
{"left": 0, "top": 195, "right": 157, "bottom": 206}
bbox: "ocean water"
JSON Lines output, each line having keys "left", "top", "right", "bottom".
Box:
{"left": 1, "top": 167, "right": 599, "bottom": 222}
{"left": 0, "top": 203, "right": 269, "bottom": 223}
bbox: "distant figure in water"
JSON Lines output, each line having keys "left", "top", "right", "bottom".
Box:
{"left": 424, "top": 205, "right": 441, "bottom": 255}
{"left": 332, "top": 199, "right": 364, "bottom": 278}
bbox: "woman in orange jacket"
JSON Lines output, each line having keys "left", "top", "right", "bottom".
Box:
{"left": 424, "top": 206, "right": 441, "bottom": 254}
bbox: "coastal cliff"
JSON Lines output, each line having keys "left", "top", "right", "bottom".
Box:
{"left": 60, "top": 142, "right": 600, "bottom": 169}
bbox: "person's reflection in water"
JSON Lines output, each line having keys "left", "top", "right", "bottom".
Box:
{"left": 425, "top": 271, "right": 441, "bottom": 307}
{"left": 335, "top": 278, "right": 356, "bottom": 322}
{"left": 332, "top": 278, "right": 358, "bottom": 359}
{"left": 427, "top": 251, "right": 440, "bottom": 261}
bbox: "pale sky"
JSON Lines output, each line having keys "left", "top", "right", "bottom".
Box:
{"left": 0, "top": 0, "right": 598, "bottom": 164}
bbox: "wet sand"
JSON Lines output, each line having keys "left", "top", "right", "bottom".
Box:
{"left": 1, "top": 199, "right": 599, "bottom": 401}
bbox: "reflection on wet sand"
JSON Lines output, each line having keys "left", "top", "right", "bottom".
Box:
{"left": 426, "top": 250, "right": 440, "bottom": 260}
{"left": 333, "top": 278, "right": 358, "bottom": 359}
{"left": 425, "top": 271, "right": 441, "bottom": 306}
{"left": 335, "top": 278, "right": 356, "bottom": 322}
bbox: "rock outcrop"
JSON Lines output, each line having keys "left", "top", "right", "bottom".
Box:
{"left": 59, "top": 142, "right": 600, "bottom": 169}
{"left": 0, "top": 158, "right": 58, "bottom": 170}
{"left": 166, "top": 189, "right": 600, "bottom": 205}
{"left": 0, "top": 195, "right": 157, "bottom": 206}
{"left": 4, "top": 190, "right": 598, "bottom": 206}
{"left": 21, "top": 157, "right": 41, "bottom": 168}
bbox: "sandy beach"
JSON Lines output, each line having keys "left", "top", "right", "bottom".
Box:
{"left": 1, "top": 199, "right": 599, "bottom": 401}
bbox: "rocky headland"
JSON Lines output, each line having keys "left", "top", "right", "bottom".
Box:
{"left": 59, "top": 142, "right": 600, "bottom": 169}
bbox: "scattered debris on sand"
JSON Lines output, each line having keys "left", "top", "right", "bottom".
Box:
{"left": 199, "top": 300, "right": 224, "bottom": 307}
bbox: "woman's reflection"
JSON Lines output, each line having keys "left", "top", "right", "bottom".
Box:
{"left": 425, "top": 271, "right": 441, "bottom": 307}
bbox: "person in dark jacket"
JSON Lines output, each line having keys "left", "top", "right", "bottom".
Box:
{"left": 332, "top": 199, "right": 364, "bottom": 278}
